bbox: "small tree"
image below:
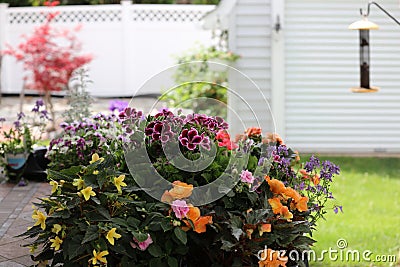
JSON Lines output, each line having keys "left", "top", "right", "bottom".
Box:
{"left": 2, "top": 1, "right": 92, "bottom": 130}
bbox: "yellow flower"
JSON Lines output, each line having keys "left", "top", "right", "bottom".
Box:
{"left": 93, "top": 170, "right": 99, "bottom": 175}
{"left": 29, "top": 244, "right": 37, "bottom": 253}
{"left": 52, "top": 224, "right": 62, "bottom": 234}
{"left": 50, "top": 236, "right": 63, "bottom": 251}
{"left": 106, "top": 228, "right": 122, "bottom": 245}
{"left": 114, "top": 175, "right": 127, "bottom": 193}
{"left": 49, "top": 180, "right": 58, "bottom": 194}
{"left": 80, "top": 187, "right": 96, "bottom": 201}
{"left": 72, "top": 178, "right": 85, "bottom": 190}
{"left": 91, "top": 250, "right": 108, "bottom": 265}
{"left": 32, "top": 210, "right": 46, "bottom": 230}
{"left": 90, "top": 153, "right": 104, "bottom": 164}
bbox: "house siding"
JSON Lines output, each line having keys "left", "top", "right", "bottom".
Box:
{"left": 284, "top": 0, "right": 400, "bottom": 153}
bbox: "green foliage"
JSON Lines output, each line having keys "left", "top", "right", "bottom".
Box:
{"left": 64, "top": 68, "right": 93, "bottom": 123}
{"left": 160, "top": 45, "right": 240, "bottom": 118}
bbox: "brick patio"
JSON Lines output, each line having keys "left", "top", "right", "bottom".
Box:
{"left": 0, "top": 182, "right": 51, "bottom": 267}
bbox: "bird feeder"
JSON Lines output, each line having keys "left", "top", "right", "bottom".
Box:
{"left": 348, "top": 17, "right": 379, "bottom": 93}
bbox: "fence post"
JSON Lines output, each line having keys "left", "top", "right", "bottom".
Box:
{"left": 121, "top": 0, "right": 132, "bottom": 96}
{"left": 0, "top": 3, "right": 9, "bottom": 101}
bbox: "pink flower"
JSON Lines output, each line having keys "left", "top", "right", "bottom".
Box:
{"left": 130, "top": 234, "right": 153, "bottom": 251}
{"left": 240, "top": 170, "right": 255, "bottom": 184}
{"left": 171, "top": 199, "right": 189, "bottom": 219}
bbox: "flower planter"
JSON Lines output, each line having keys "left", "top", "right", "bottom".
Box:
{"left": 5, "top": 152, "right": 28, "bottom": 183}
{"left": 23, "top": 146, "right": 49, "bottom": 181}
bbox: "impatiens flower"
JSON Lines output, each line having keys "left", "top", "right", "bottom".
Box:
{"left": 259, "top": 223, "right": 271, "bottom": 236}
{"left": 32, "top": 210, "right": 46, "bottom": 230}
{"left": 131, "top": 234, "right": 153, "bottom": 251}
{"left": 258, "top": 248, "right": 288, "bottom": 267}
{"left": 72, "top": 178, "right": 85, "bottom": 190}
{"left": 169, "top": 181, "right": 193, "bottom": 199}
{"left": 49, "top": 180, "right": 58, "bottom": 194}
{"left": 80, "top": 186, "right": 96, "bottom": 201}
{"left": 114, "top": 175, "right": 127, "bottom": 193}
{"left": 171, "top": 199, "right": 189, "bottom": 219}
{"left": 50, "top": 236, "right": 63, "bottom": 251}
{"left": 51, "top": 224, "right": 62, "bottom": 234}
{"left": 106, "top": 228, "right": 122, "bottom": 245}
{"left": 91, "top": 250, "right": 108, "bottom": 265}
{"left": 89, "top": 153, "right": 104, "bottom": 164}
{"left": 240, "top": 170, "right": 255, "bottom": 184}
{"left": 266, "top": 176, "right": 286, "bottom": 195}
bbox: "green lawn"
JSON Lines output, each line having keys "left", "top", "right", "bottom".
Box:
{"left": 307, "top": 156, "right": 400, "bottom": 266}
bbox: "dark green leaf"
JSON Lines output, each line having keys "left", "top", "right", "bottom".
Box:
{"left": 148, "top": 244, "right": 163, "bottom": 257}
{"left": 173, "top": 227, "right": 187, "bottom": 245}
{"left": 167, "top": 256, "right": 179, "bottom": 267}
{"left": 82, "top": 225, "right": 99, "bottom": 244}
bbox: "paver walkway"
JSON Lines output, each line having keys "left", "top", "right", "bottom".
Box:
{"left": 0, "top": 182, "right": 51, "bottom": 267}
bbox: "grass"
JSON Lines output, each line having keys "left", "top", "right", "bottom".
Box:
{"left": 305, "top": 156, "right": 400, "bottom": 266}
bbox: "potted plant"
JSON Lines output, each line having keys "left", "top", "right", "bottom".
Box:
{"left": 20, "top": 108, "right": 342, "bottom": 266}
{"left": 0, "top": 99, "right": 50, "bottom": 184}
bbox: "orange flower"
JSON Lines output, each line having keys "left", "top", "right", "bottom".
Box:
{"left": 268, "top": 198, "right": 283, "bottom": 214}
{"left": 312, "top": 174, "right": 320, "bottom": 185}
{"left": 283, "top": 188, "right": 301, "bottom": 202}
{"left": 258, "top": 248, "right": 288, "bottom": 267}
{"left": 235, "top": 133, "right": 247, "bottom": 142}
{"left": 295, "top": 196, "right": 309, "bottom": 212}
{"left": 280, "top": 206, "right": 293, "bottom": 221}
{"left": 186, "top": 206, "right": 201, "bottom": 222}
{"left": 259, "top": 223, "right": 271, "bottom": 236}
{"left": 193, "top": 216, "right": 213, "bottom": 233}
{"left": 161, "top": 190, "right": 174, "bottom": 203}
{"left": 246, "top": 228, "right": 254, "bottom": 239}
{"left": 299, "top": 169, "right": 309, "bottom": 179}
{"left": 246, "top": 127, "right": 262, "bottom": 137}
{"left": 169, "top": 181, "right": 193, "bottom": 199}
{"left": 262, "top": 133, "right": 285, "bottom": 145}
{"left": 266, "top": 176, "right": 286, "bottom": 195}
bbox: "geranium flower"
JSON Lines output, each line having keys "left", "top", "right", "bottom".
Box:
{"left": 32, "top": 210, "right": 46, "bottom": 230}
{"left": 50, "top": 236, "right": 63, "bottom": 251}
{"left": 169, "top": 181, "right": 193, "bottom": 199}
{"left": 80, "top": 187, "right": 96, "bottom": 201}
{"left": 240, "top": 170, "right": 255, "bottom": 184}
{"left": 246, "top": 127, "right": 262, "bottom": 137}
{"left": 131, "top": 234, "right": 153, "bottom": 251}
{"left": 106, "top": 228, "right": 121, "bottom": 245}
{"left": 49, "top": 180, "right": 58, "bottom": 194}
{"left": 72, "top": 178, "right": 85, "bottom": 190}
{"left": 91, "top": 250, "right": 108, "bottom": 265}
{"left": 216, "top": 130, "right": 238, "bottom": 150}
{"left": 171, "top": 199, "right": 189, "bottom": 219}
{"left": 89, "top": 153, "right": 104, "bottom": 164}
{"left": 258, "top": 248, "right": 288, "bottom": 267}
{"left": 114, "top": 175, "right": 127, "bottom": 193}
{"left": 179, "top": 128, "right": 203, "bottom": 150}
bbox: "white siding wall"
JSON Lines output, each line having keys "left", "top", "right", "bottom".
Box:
{"left": 285, "top": 0, "right": 400, "bottom": 153}
{"left": 228, "top": 0, "right": 273, "bottom": 136}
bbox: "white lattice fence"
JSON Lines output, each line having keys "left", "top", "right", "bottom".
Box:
{"left": 0, "top": 2, "right": 215, "bottom": 96}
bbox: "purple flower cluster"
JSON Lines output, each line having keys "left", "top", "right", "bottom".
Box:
{"left": 109, "top": 100, "right": 129, "bottom": 113}
{"left": 320, "top": 160, "right": 340, "bottom": 182}
{"left": 183, "top": 114, "right": 228, "bottom": 133}
{"left": 304, "top": 155, "right": 320, "bottom": 172}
